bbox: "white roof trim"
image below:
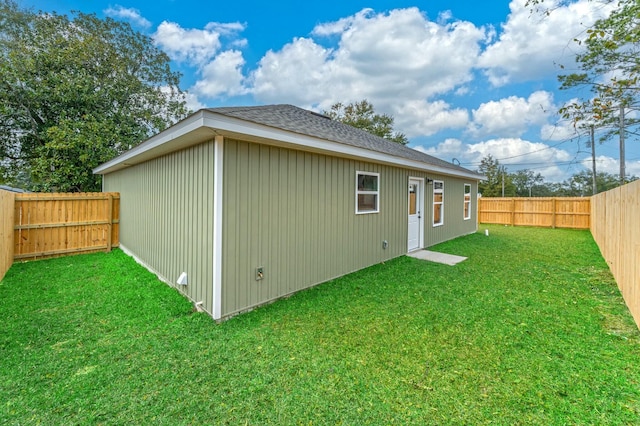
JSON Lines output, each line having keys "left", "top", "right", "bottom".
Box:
{"left": 94, "top": 109, "right": 484, "bottom": 180}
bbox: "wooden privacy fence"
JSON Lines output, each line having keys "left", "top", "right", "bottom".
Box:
{"left": 13, "top": 192, "right": 119, "bottom": 260}
{"left": 591, "top": 180, "right": 640, "bottom": 329}
{"left": 478, "top": 197, "right": 591, "bottom": 229}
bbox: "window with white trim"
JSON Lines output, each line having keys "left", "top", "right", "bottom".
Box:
{"left": 433, "top": 180, "right": 444, "bottom": 226}
{"left": 356, "top": 171, "right": 379, "bottom": 214}
{"left": 463, "top": 184, "right": 471, "bottom": 220}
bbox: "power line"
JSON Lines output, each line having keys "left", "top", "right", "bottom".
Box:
{"left": 459, "top": 139, "right": 574, "bottom": 166}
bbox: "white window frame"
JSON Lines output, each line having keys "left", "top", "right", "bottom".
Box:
{"left": 433, "top": 180, "right": 444, "bottom": 227}
{"left": 463, "top": 183, "right": 471, "bottom": 220}
{"left": 355, "top": 171, "right": 380, "bottom": 214}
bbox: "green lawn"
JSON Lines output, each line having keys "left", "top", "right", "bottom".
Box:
{"left": 1, "top": 225, "right": 639, "bottom": 425}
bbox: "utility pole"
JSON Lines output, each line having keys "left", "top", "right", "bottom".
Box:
{"left": 501, "top": 168, "right": 505, "bottom": 197}
{"left": 620, "top": 104, "right": 626, "bottom": 185}
{"left": 590, "top": 125, "right": 597, "bottom": 195}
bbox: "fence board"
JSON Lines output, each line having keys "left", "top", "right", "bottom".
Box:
{"left": 478, "top": 197, "right": 590, "bottom": 229}
{"left": 13, "top": 192, "right": 119, "bottom": 260}
{"left": 1, "top": 190, "right": 15, "bottom": 281}
{"left": 592, "top": 180, "right": 640, "bottom": 329}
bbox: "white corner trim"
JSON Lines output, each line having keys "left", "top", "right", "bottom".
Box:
{"left": 212, "top": 135, "right": 224, "bottom": 320}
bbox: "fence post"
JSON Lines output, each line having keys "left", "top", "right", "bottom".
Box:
{"left": 0, "top": 190, "right": 15, "bottom": 282}
{"left": 511, "top": 198, "right": 515, "bottom": 226}
{"left": 551, "top": 198, "right": 557, "bottom": 229}
{"left": 107, "top": 193, "right": 113, "bottom": 252}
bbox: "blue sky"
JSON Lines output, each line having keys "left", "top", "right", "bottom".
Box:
{"left": 23, "top": 0, "right": 638, "bottom": 181}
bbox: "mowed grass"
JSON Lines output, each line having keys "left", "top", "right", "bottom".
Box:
{"left": 1, "top": 225, "right": 639, "bottom": 425}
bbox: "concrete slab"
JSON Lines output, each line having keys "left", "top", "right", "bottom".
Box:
{"left": 406, "top": 250, "right": 467, "bottom": 266}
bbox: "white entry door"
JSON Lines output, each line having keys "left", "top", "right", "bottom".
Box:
{"left": 407, "top": 178, "right": 423, "bottom": 252}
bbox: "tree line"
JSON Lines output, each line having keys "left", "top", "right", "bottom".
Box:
{"left": 477, "top": 154, "right": 637, "bottom": 197}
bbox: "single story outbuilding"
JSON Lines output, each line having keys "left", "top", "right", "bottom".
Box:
{"left": 94, "top": 105, "right": 484, "bottom": 320}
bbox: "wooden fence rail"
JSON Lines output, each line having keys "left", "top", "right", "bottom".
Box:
{"left": 591, "top": 180, "right": 640, "bottom": 329}
{"left": 478, "top": 197, "right": 591, "bottom": 229}
{"left": 13, "top": 192, "right": 119, "bottom": 260}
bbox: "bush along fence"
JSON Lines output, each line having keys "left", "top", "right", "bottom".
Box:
{"left": 591, "top": 179, "right": 640, "bottom": 329}
{"left": 478, "top": 197, "right": 591, "bottom": 229}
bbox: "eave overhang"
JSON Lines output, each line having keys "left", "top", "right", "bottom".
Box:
{"left": 94, "top": 109, "right": 485, "bottom": 181}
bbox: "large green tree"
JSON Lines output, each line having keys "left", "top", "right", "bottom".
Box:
{"left": 511, "top": 169, "right": 544, "bottom": 197}
{"left": 324, "top": 100, "right": 409, "bottom": 145}
{"left": 520, "top": 170, "right": 636, "bottom": 197}
{"left": 477, "top": 154, "right": 515, "bottom": 197}
{"left": 0, "top": 1, "right": 189, "bottom": 192}
{"left": 567, "top": 170, "right": 622, "bottom": 195}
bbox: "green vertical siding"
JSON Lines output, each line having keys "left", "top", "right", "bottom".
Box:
{"left": 423, "top": 176, "right": 478, "bottom": 247}
{"left": 103, "top": 141, "right": 216, "bottom": 314}
{"left": 220, "top": 139, "right": 478, "bottom": 317}
{"left": 221, "top": 139, "right": 410, "bottom": 317}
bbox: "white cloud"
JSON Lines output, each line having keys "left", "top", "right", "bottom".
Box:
{"left": 247, "top": 7, "right": 487, "bottom": 135}
{"left": 478, "top": 0, "right": 614, "bottom": 86}
{"left": 104, "top": 5, "right": 151, "bottom": 28}
{"left": 416, "top": 137, "right": 574, "bottom": 181}
{"left": 154, "top": 21, "right": 222, "bottom": 65}
{"left": 311, "top": 8, "right": 373, "bottom": 36}
{"left": 147, "top": 3, "right": 620, "bottom": 152}
{"left": 184, "top": 92, "right": 206, "bottom": 112}
{"left": 192, "top": 50, "right": 247, "bottom": 98}
{"left": 588, "top": 155, "right": 640, "bottom": 178}
{"left": 414, "top": 138, "right": 467, "bottom": 158}
{"left": 394, "top": 100, "right": 468, "bottom": 137}
{"left": 204, "top": 22, "right": 247, "bottom": 36}
{"left": 249, "top": 37, "right": 335, "bottom": 106}
{"left": 468, "top": 91, "right": 555, "bottom": 138}
{"left": 624, "top": 160, "right": 640, "bottom": 178}
{"left": 151, "top": 21, "right": 248, "bottom": 102}
{"left": 153, "top": 21, "right": 246, "bottom": 66}
{"left": 468, "top": 137, "right": 572, "bottom": 164}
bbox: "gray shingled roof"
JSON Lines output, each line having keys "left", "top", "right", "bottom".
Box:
{"left": 206, "top": 104, "right": 479, "bottom": 176}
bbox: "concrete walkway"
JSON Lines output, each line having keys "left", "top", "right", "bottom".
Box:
{"left": 406, "top": 250, "right": 467, "bottom": 266}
